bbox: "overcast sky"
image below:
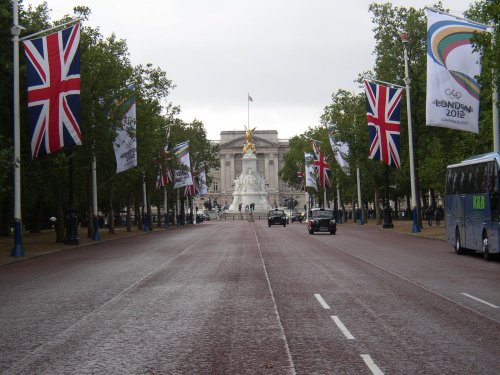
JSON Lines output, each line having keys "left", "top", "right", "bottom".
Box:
{"left": 24, "top": 0, "right": 474, "bottom": 140}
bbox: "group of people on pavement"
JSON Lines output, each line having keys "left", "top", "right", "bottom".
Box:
{"left": 425, "top": 206, "right": 442, "bottom": 227}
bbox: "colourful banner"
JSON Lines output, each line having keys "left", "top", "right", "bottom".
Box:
{"left": 173, "top": 141, "right": 194, "bottom": 188}
{"left": 425, "top": 9, "right": 488, "bottom": 133}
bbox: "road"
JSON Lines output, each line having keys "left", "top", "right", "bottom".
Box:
{"left": 1, "top": 219, "right": 499, "bottom": 374}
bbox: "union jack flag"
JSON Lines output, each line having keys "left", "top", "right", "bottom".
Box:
{"left": 23, "top": 23, "right": 82, "bottom": 159}
{"left": 311, "top": 141, "right": 332, "bottom": 188}
{"left": 156, "top": 144, "right": 173, "bottom": 190}
{"left": 364, "top": 80, "right": 403, "bottom": 169}
{"left": 156, "top": 166, "right": 172, "bottom": 190}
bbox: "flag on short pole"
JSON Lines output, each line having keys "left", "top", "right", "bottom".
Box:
{"left": 113, "top": 85, "right": 137, "bottom": 173}
{"left": 23, "top": 23, "right": 82, "bottom": 159}
{"left": 425, "top": 9, "right": 488, "bottom": 133}
{"left": 173, "top": 141, "right": 194, "bottom": 188}
{"left": 364, "top": 80, "right": 403, "bottom": 169}
{"left": 296, "top": 161, "right": 305, "bottom": 190}
{"left": 328, "top": 128, "right": 350, "bottom": 176}
{"left": 305, "top": 152, "right": 317, "bottom": 191}
{"left": 311, "top": 141, "right": 332, "bottom": 188}
{"left": 248, "top": 94, "right": 253, "bottom": 102}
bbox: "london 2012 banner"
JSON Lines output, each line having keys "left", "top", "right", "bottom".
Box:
{"left": 425, "top": 9, "right": 489, "bottom": 133}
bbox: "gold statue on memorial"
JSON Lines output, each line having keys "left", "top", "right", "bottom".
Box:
{"left": 242, "top": 125, "right": 257, "bottom": 154}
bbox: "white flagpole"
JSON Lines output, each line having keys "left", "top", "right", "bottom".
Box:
{"left": 492, "top": 27, "right": 499, "bottom": 152}
{"left": 356, "top": 167, "right": 363, "bottom": 224}
{"left": 164, "top": 187, "right": 168, "bottom": 227}
{"left": 91, "top": 155, "right": 100, "bottom": 240}
{"left": 401, "top": 32, "right": 420, "bottom": 233}
{"left": 248, "top": 93, "right": 250, "bottom": 127}
{"left": 142, "top": 171, "right": 150, "bottom": 231}
{"left": 11, "top": 0, "right": 24, "bottom": 257}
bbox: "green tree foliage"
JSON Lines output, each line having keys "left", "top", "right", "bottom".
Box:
{"left": 0, "top": 2, "right": 218, "bottom": 236}
{"left": 280, "top": 0, "right": 498, "bottom": 215}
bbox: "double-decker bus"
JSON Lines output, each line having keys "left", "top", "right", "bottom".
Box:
{"left": 445, "top": 152, "right": 500, "bottom": 260}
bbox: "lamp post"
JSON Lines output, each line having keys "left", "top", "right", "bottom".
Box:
{"left": 401, "top": 31, "right": 420, "bottom": 233}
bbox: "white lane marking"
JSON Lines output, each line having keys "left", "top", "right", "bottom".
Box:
{"left": 317, "top": 240, "right": 500, "bottom": 324}
{"left": 314, "top": 293, "right": 331, "bottom": 309}
{"left": 461, "top": 292, "right": 499, "bottom": 308}
{"left": 331, "top": 315, "right": 355, "bottom": 340}
{"left": 361, "top": 354, "right": 384, "bottom": 375}
{"left": 253, "top": 225, "right": 297, "bottom": 375}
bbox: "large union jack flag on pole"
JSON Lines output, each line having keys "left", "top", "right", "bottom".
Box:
{"left": 23, "top": 23, "right": 82, "bottom": 159}
{"left": 364, "top": 80, "right": 403, "bottom": 169}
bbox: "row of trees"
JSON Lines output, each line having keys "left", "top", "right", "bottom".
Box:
{"left": 0, "top": 1, "right": 219, "bottom": 238}
{"left": 279, "top": 1, "right": 499, "bottom": 222}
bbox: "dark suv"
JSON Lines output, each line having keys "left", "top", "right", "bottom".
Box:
{"left": 307, "top": 208, "right": 336, "bottom": 234}
{"left": 268, "top": 209, "right": 287, "bottom": 227}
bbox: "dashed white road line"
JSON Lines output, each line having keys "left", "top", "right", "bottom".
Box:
{"left": 331, "top": 315, "right": 355, "bottom": 340}
{"left": 461, "top": 292, "right": 499, "bottom": 308}
{"left": 361, "top": 354, "right": 384, "bottom": 375}
{"left": 314, "top": 293, "right": 331, "bottom": 309}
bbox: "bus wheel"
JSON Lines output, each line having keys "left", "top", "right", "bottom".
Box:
{"left": 482, "top": 231, "right": 492, "bottom": 261}
{"left": 455, "top": 229, "right": 464, "bottom": 255}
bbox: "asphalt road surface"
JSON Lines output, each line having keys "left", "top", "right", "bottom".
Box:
{"left": 1, "top": 220, "right": 499, "bottom": 374}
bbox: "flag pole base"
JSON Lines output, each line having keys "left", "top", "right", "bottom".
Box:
{"left": 92, "top": 216, "right": 100, "bottom": 241}
{"left": 411, "top": 208, "right": 421, "bottom": 233}
{"left": 11, "top": 221, "right": 24, "bottom": 257}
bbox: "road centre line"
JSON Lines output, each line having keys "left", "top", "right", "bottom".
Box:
{"left": 314, "top": 293, "right": 331, "bottom": 309}
{"left": 361, "top": 354, "right": 384, "bottom": 375}
{"left": 461, "top": 292, "right": 499, "bottom": 308}
{"left": 253, "top": 225, "right": 297, "bottom": 375}
{"left": 331, "top": 315, "right": 355, "bottom": 340}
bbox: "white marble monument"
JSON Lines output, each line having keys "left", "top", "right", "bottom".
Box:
{"left": 228, "top": 127, "right": 272, "bottom": 213}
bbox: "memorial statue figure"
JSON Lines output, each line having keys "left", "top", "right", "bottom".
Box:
{"left": 243, "top": 125, "right": 257, "bottom": 154}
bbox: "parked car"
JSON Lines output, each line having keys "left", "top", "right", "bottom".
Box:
{"left": 307, "top": 208, "right": 336, "bottom": 235}
{"left": 290, "top": 212, "right": 303, "bottom": 223}
{"left": 268, "top": 209, "right": 287, "bottom": 227}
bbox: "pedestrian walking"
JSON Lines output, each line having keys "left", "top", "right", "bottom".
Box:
{"left": 426, "top": 206, "right": 433, "bottom": 227}
{"left": 434, "top": 207, "right": 441, "bottom": 226}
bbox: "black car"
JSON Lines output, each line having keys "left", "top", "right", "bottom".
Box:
{"left": 307, "top": 208, "right": 336, "bottom": 234}
{"left": 290, "top": 212, "right": 303, "bottom": 223}
{"left": 268, "top": 209, "right": 287, "bottom": 227}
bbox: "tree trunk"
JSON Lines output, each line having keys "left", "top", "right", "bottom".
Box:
{"left": 30, "top": 189, "right": 43, "bottom": 233}
{"left": 135, "top": 200, "right": 142, "bottom": 230}
{"left": 55, "top": 183, "right": 65, "bottom": 243}
{"left": 108, "top": 187, "right": 115, "bottom": 234}
{"left": 126, "top": 192, "right": 132, "bottom": 232}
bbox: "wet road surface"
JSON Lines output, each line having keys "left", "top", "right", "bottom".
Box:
{"left": 1, "top": 220, "right": 499, "bottom": 374}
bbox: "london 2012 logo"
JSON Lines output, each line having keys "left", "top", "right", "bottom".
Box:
{"left": 431, "top": 88, "right": 473, "bottom": 119}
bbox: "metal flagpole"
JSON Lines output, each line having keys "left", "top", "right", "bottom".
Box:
{"left": 356, "top": 167, "right": 363, "bottom": 225}
{"left": 142, "top": 171, "right": 150, "bottom": 231}
{"left": 401, "top": 31, "right": 420, "bottom": 233}
{"left": 91, "top": 155, "right": 100, "bottom": 240}
{"left": 492, "top": 26, "right": 499, "bottom": 152}
{"left": 248, "top": 93, "right": 251, "bottom": 127}
{"left": 11, "top": 0, "right": 24, "bottom": 257}
{"left": 164, "top": 187, "right": 169, "bottom": 227}
{"left": 337, "top": 183, "right": 341, "bottom": 223}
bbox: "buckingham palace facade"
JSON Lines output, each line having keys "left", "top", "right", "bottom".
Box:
{"left": 199, "top": 130, "right": 306, "bottom": 211}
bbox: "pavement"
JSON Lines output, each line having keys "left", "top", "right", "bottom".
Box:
{"left": 0, "top": 218, "right": 446, "bottom": 266}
